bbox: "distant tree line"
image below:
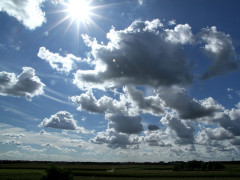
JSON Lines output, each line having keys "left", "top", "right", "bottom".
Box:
{"left": 173, "top": 160, "right": 225, "bottom": 171}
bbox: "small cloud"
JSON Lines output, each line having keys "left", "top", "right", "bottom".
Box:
{"left": 0, "top": 67, "right": 45, "bottom": 100}
{"left": 168, "top": 19, "right": 176, "bottom": 26}
{"left": 37, "top": 47, "right": 81, "bottom": 74}
{"left": 3, "top": 140, "right": 22, "bottom": 146}
{"left": 40, "top": 111, "right": 78, "bottom": 130}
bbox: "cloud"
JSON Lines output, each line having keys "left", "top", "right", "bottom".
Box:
{"left": 40, "top": 111, "right": 78, "bottom": 130}
{"left": 219, "top": 108, "right": 240, "bottom": 136}
{"left": 43, "top": 143, "right": 76, "bottom": 152}
{"left": 161, "top": 114, "right": 195, "bottom": 144}
{"left": 123, "top": 86, "right": 164, "bottom": 116}
{"left": 74, "top": 19, "right": 192, "bottom": 90}
{"left": 168, "top": 20, "right": 176, "bottom": 26}
{"left": 2, "top": 140, "right": 22, "bottom": 145}
{"left": 70, "top": 90, "right": 126, "bottom": 114}
{"left": 156, "top": 86, "right": 218, "bottom": 119}
{"left": 37, "top": 47, "right": 81, "bottom": 74}
{"left": 91, "top": 128, "right": 140, "bottom": 149}
{"left": 201, "top": 127, "right": 233, "bottom": 140}
{"left": 4, "top": 133, "right": 25, "bottom": 138}
{"left": 0, "top": 67, "right": 45, "bottom": 100}
{"left": 143, "top": 129, "right": 172, "bottom": 147}
{"left": 107, "top": 114, "right": 143, "bottom": 134}
{"left": 199, "top": 26, "right": 238, "bottom": 79}
{"left": 0, "top": 0, "right": 46, "bottom": 30}
{"left": 165, "top": 24, "right": 193, "bottom": 44}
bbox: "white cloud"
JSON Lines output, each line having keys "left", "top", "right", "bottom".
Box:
{"left": 37, "top": 47, "right": 81, "bottom": 74}
{"left": 168, "top": 20, "right": 176, "bottom": 26}
{"left": 74, "top": 19, "right": 192, "bottom": 90}
{"left": 4, "top": 133, "right": 25, "bottom": 138}
{"left": 165, "top": 24, "right": 193, "bottom": 44}
{"left": 201, "top": 126, "right": 233, "bottom": 141}
{"left": 40, "top": 111, "right": 79, "bottom": 130}
{"left": 0, "top": 0, "right": 46, "bottom": 30}
{"left": 70, "top": 90, "right": 126, "bottom": 114}
{"left": 0, "top": 67, "right": 45, "bottom": 100}
{"left": 91, "top": 128, "right": 140, "bottom": 149}
{"left": 199, "top": 26, "right": 238, "bottom": 79}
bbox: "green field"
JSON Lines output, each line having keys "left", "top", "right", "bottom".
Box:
{"left": 0, "top": 161, "right": 240, "bottom": 180}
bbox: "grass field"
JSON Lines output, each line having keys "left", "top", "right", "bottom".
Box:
{"left": 0, "top": 161, "right": 240, "bottom": 180}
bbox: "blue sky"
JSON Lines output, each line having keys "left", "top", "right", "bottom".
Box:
{"left": 0, "top": 0, "right": 240, "bottom": 162}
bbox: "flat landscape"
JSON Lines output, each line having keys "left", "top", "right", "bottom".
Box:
{"left": 1, "top": 161, "right": 240, "bottom": 180}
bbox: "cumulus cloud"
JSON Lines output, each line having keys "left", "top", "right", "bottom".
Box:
{"left": 0, "top": 0, "right": 46, "bottom": 30}
{"left": 165, "top": 24, "right": 193, "bottom": 44}
{"left": 40, "top": 111, "right": 78, "bottom": 130}
{"left": 74, "top": 19, "right": 192, "bottom": 90}
{"left": 123, "top": 86, "right": 164, "bottom": 116}
{"left": 37, "top": 47, "right": 81, "bottom": 74}
{"left": 0, "top": 67, "right": 45, "bottom": 100}
{"left": 91, "top": 128, "right": 140, "bottom": 149}
{"left": 201, "top": 127, "right": 233, "bottom": 140}
{"left": 219, "top": 108, "right": 240, "bottom": 136}
{"left": 161, "top": 114, "right": 195, "bottom": 144}
{"left": 107, "top": 114, "right": 143, "bottom": 134}
{"left": 199, "top": 26, "right": 238, "bottom": 79}
{"left": 156, "top": 87, "right": 218, "bottom": 119}
{"left": 143, "top": 129, "right": 172, "bottom": 147}
{"left": 70, "top": 90, "right": 126, "bottom": 114}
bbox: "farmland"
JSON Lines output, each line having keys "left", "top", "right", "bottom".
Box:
{"left": 0, "top": 160, "right": 240, "bottom": 179}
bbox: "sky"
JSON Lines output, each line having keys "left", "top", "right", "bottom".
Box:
{"left": 0, "top": 0, "right": 240, "bottom": 162}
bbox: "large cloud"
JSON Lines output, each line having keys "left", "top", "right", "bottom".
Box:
{"left": 199, "top": 26, "right": 238, "bottom": 79}
{"left": 0, "top": 0, "right": 46, "bottom": 30}
{"left": 0, "top": 67, "right": 45, "bottom": 100}
{"left": 37, "top": 47, "right": 81, "bottom": 74}
{"left": 107, "top": 114, "right": 143, "bottom": 134}
{"left": 40, "top": 111, "right": 78, "bottom": 130}
{"left": 156, "top": 86, "right": 219, "bottom": 119}
{"left": 74, "top": 19, "right": 193, "bottom": 90}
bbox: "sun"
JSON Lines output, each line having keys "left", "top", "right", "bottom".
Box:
{"left": 66, "top": 0, "right": 91, "bottom": 22}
